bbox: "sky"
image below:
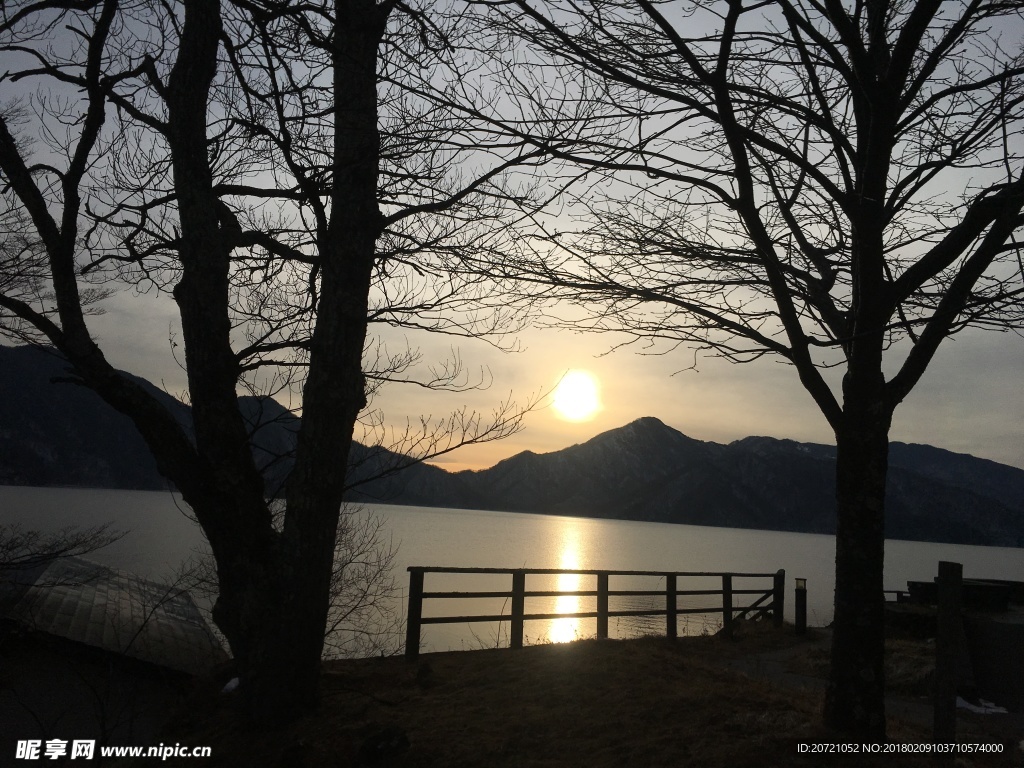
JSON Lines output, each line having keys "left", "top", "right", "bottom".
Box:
{"left": 5, "top": 2, "right": 1024, "bottom": 476}
{"left": 87, "top": 286, "right": 1024, "bottom": 473}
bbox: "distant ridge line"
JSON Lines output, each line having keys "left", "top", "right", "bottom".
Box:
{"left": 2, "top": 344, "right": 1022, "bottom": 548}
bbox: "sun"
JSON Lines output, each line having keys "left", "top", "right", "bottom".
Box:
{"left": 552, "top": 370, "right": 601, "bottom": 422}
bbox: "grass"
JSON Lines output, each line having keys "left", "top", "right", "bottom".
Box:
{"left": 149, "top": 622, "right": 1021, "bottom": 768}
{"left": 785, "top": 635, "right": 936, "bottom": 698}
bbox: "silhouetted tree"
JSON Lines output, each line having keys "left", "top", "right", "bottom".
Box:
{"left": 0, "top": 523, "right": 124, "bottom": 573}
{"left": 473, "top": 0, "right": 1024, "bottom": 737}
{"left": 0, "top": 0, "right": 538, "bottom": 723}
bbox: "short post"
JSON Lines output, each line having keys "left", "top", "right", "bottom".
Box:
{"left": 405, "top": 568, "right": 424, "bottom": 660}
{"left": 596, "top": 572, "right": 609, "bottom": 639}
{"left": 794, "top": 577, "right": 807, "bottom": 635}
{"left": 666, "top": 574, "right": 677, "bottom": 639}
{"left": 510, "top": 570, "right": 526, "bottom": 649}
{"left": 722, "top": 574, "right": 733, "bottom": 638}
{"left": 933, "top": 561, "right": 962, "bottom": 747}
{"left": 773, "top": 569, "right": 786, "bottom": 626}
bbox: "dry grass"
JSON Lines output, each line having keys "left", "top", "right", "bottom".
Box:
{"left": 787, "top": 636, "right": 936, "bottom": 697}
{"left": 153, "top": 623, "right": 1021, "bottom": 768}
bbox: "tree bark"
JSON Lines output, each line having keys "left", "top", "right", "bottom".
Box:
{"left": 228, "top": 0, "right": 390, "bottom": 723}
{"left": 1, "top": 0, "right": 392, "bottom": 725}
{"left": 824, "top": 380, "right": 893, "bottom": 739}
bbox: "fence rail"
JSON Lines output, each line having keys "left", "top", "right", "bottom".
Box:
{"left": 405, "top": 567, "right": 785, "bottom": 659}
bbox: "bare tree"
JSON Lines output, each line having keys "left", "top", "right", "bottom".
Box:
{"left": 322, "top": 506, "right": 403, "bottom": 659}
{"left": 0, "top": 0, "right": 540, "bottom": 723}
{"left": 183, "top": 503, "right": 404, "bottom": 661}
{"left": 472, "top": 0, "right": 1024, "bottom": 738}
{"left": 0, "top": 196, "right": 111, "bottom": 345}
{"left": 0, "top": 523, "right": 124, "bottom": 573}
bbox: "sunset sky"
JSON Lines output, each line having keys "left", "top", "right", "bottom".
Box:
{"left": 87, "top": 287, "right": 1024, "bottom": 473}
{"left": 4, "top": 6, "right": 1022, "bottom": 479}
{"left": 5, "top": 11, "right": 1017, "bottom": 480}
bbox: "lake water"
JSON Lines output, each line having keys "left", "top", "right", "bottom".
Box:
{"left": 3, "top": 485, "right": 1023, "bottom": 653}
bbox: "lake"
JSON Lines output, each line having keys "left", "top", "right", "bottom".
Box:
{"left": 3, "top": 485, "right": 1023, "bottom": 653}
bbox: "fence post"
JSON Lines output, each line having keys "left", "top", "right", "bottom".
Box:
{"left": 722, "top": 574, "right": 733, "bottom": 638}
{"left": 666, "top": 574, "right": 677, "bottom": 639}
{"left": 794, "top": 578, "right": 807, "bottom": 635}
{"left": 596, "top": 572, "right": 609, "bottom": 639}
{"left": 405, "top": 568, "right": 424, "bottom": 660}
{"left": 510, "top": 570, "right": 526, "bottom": 649}
{"left": 934, "top": 561, "right": 962, "bottom": 748}
{"left": 773, "top": 569, "right": 786, "bottom": 626}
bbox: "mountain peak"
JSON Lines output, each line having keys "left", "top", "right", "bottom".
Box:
{"left": 3, "top": 344, "right": 1023, "bottom": 547}
{"left": 611, "top": 416, "right": 687, "bottom": 440}
{"left": 630, "top": 416, "right": 667, "bottom": 428}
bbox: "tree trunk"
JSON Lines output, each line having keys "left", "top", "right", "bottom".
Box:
{"left": 157, "top": 0, "right": 384, "bottom": 724}
{"left": 3, "top": 0, "right": 388, "bottom": 727}
{"left": 212, "top": 544, "right": 330, "bottom": 724}
{"left": 824, "top": 391, "right": 892, "bottom": 739}
{"left": 225, "top": 0, "right": 389, "bottom": 724}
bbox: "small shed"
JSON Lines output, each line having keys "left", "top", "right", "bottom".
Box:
{"left": 0, "top": 556, "right": 227, "bottom": 675}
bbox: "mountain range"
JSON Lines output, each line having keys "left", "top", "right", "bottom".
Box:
{"left": 2, "top": 344, "right": 1022, "bottom": 547}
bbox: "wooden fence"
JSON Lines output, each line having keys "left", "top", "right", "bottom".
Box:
{"left": 405, "top": 567, "right": 785, "bottom": 659}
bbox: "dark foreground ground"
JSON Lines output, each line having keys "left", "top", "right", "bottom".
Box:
{"left": 134, "top": 623, "right": 1021, "bottom": 768}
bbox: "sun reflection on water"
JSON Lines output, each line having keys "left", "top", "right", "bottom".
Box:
{"left": 547, "top": 530, "right": 584, "bottom": 643}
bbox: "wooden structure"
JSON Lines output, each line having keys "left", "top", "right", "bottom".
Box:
{"left": 405, "top": 567, "right": 785, "bottom": 659}
{"left": 933, "top": 560, "right": 962, "bottom": 748}
{"left": 0, "top": 556, "right": 226, "bottom": 675}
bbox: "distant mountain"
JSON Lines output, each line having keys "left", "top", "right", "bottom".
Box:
{"left": 2, "top": 344, "right": 1022, "bottom": 547}
{"left": 0, "top": 345, "right": 188, "bottom": 489}
{"left": 442, "top": 419, "right": 1024, "bottom": 547}
{"left": 0, "top": 345, "right": 457, "bottom": 502}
